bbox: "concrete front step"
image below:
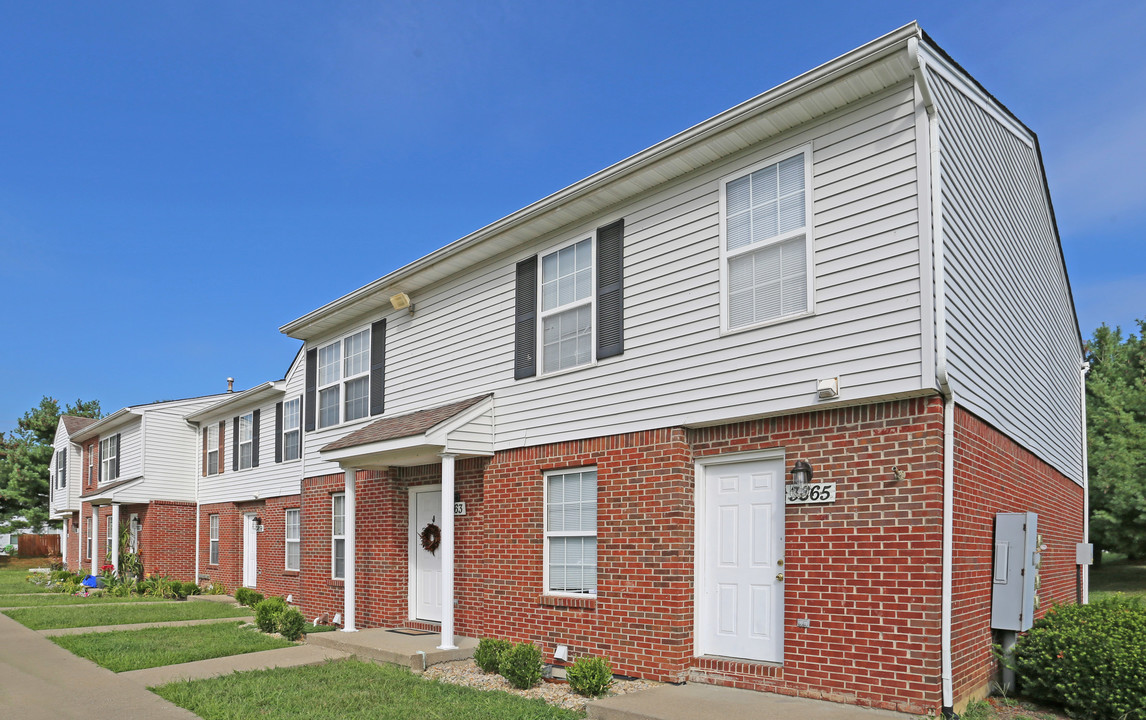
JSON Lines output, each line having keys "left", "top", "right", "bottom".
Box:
{"left": 305, "top": 627, "right": 477, "bottom": 673}
{"left": 587, "top": 684, "right": 912, "bottom": 720}
{"left": 120, "top": 643, "right": 351, "bottom": 686}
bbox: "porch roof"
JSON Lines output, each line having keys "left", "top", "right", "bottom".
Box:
{"left": 319, "top": 394, "right": 494, "bottom": 469}
{"left": 79, "top": 476, "right": 144, "bottom": 505}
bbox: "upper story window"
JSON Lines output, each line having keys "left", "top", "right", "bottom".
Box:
{"left": 206, "top": 423, "right": 220, "bottom": 476}
{"left": 541, "top": 238, "right": 594, "bottom": 374}
{"left": 99, "top": 435, "right": 119, "bottom": 483}
{"left": 317, "top": 328, "right": 370, "bottom": 429}
{"left": 238, "top": 413, "right": 254, "bottom": 470}
{"left": 282, "top": 398, "right": 301, "bottom": 461}
{"left": 544, "top": 468, "right": 598, "bottom": 596}
{"left": 721, "top": 147, "right": 813, "bottom": 331}
{"left": 55, "top": 450, "right": 67, "bottom": 489}
{"left": 87, "top": 443, "right": 94, "bottom": 485}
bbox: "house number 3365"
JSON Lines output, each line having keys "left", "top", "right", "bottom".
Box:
{"left": 785, "top": 483, "right": 837, "bottom": 504}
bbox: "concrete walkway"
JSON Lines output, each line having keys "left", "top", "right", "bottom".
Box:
{"left": 0, "top": 611, "right": 200, "bottom": 719}
{"left": 588, "top": 684, "right": 913, "bottom": 720}
{"left": 121, "top": 643, "right": 350, "bottom": 686}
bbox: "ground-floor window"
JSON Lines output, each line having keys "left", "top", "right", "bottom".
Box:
{"left": 544, "top": 468, "right": 598, "bottom": 595}
{"left": 85, "top": 518, "right": 92, "bottom": 559}
{"left": 285, "top": 509, "right": 300, "bottom": 571}
{"left": 209, "top": 514, "right": 220, "bottom": 565}
{"left": 105, "top": 516, "right": 113, "bottom": 558}
{"left": 332, "top": 494, "right": 345, "bottom": 579}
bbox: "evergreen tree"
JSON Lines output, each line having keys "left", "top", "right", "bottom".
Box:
{"left": 0, "top": 397, "right": 101, "bottom": 532}
{"left": 1086, "top": 322, "right": 1146, "bottom": 560}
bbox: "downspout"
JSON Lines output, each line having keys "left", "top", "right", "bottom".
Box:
{"left": 910, "top": 36, "right": 957, "bottom": 719}
{"left": 1079, "top": 360, "right": 1090, "bottom": 603}
{"left": 194, "top": 422, "right": 201, "bottom": 584}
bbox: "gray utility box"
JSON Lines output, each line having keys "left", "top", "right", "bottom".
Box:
{"left": 992, "top": 512, "right": 1040, "bottom": 631}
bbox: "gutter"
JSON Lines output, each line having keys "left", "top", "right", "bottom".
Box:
{"left": 909, "top": 35, "right": 957, "bottom": 719}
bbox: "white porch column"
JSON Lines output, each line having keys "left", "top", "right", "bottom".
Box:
{"left": 91, "top": 507, "right": 98, "bottom": 577}
{"left": 439, "top": 453, "right": 458, "bottom": 650}
{"left": 342, "top": 467, "right": 358, "bottom": 633}
{"left": 110, "top": 504, "right": 120, "bottom": 575}
{"left": 62, "top": 518, "right": 68, "bottom": 567}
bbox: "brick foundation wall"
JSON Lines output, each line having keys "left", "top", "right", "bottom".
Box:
{"left": 688, "top": 397, "right": 946, "bottom": 714}
{"left": 198, "top": 495, "right": 302, "bottom": 599}
{"left": 950, "top": 407, "right": 1086, "bottom": 706}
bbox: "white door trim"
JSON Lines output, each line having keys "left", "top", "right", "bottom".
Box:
{"left": 694, "top": 448, "right": 786, "bottom": 661}
{"left": 408, "top": 484, "right": 442, "bottom": 622}
{"left": 242, "top": 513, "right": 258, "bottom": 588}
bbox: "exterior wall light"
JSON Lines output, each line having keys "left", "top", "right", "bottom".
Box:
{"left": 791, "top": 460, "right": 814, "bottom": 486}
{"left": 390, "top": 292, "right": 414, "bottom": 314}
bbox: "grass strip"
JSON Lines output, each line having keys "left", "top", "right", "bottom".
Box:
{"left": 153, "top": 659, "right": 584, "bottom": 720}
{"left": 51, "top": 621, "right": 294, "bottom": 672}
{"left": 0, "top": 569, "right": 51, "bottom": 595}
{"left": 0, "top": 593, "right": 172, "bottom": 607}
{"left": 3, "top": 600, "right": 251, "bottom": 629}
{"left": 1089, "top": 557, "right": 1146, "bottom": 600}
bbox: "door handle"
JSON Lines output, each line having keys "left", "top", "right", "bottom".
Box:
{"left": 776, "top": 573, "right": 784, "bottom": 582}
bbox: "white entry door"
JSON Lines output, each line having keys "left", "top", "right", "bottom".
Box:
{"left": 698, "top": 458, "right": 785, "bottom": 662}
{"left": 410, "top": 487, "right": 443, "bottom": 622}
{"left": 242, "top": 513, "right": 258, "bottom": 588}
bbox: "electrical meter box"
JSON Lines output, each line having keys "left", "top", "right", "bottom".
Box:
{"left": 992, "top": 512, "right": 1040, "bottom": 631}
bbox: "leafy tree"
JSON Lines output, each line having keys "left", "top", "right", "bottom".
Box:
{"left": 1086, "top": 322, "right": 1146, "bottom": 561}
{"left": 0, "top": 397, "right": 101, "bottom": 533}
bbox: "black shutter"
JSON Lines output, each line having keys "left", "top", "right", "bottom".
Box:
{"left": 274, "top": 401, "right": 283, "bottom": 463}
{"left": 596, "top": 218, "right": 625, "bottom": 360}
{"left": 217, "top": 421, "right": 226, "bottom": 475}
{"left": 304, "top": 348, "right": 317, "bottom": 432}
{"left": 114, "top": 434, "right": 121, "bottom": 479}
{"left": 514, "top": 256, "right": 538, "bottom": 379}
{"left": 252, "top": 409, "right": 261, "bottom": 468}
{"left": 370, "top": 318, "right": 387, "bottom": 416}
{"left": 232, "top": 416, "right": 240, "bottom": 471}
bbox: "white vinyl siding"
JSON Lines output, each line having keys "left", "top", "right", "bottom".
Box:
{"left": 209, "top": 514, "right": 219, "bottom": 565}
{"left": 722, "top": 147, "right": 812, "bottom": 330}
{"left": 206, "top": 423, "right": 219, "bottom": 476}
{"left": 928, "top": 65, "right": 1084, "bottom": 483}
{"left": 317, "top": 329, "right": 371, "bottom": 428}
{"left": 545, "top": 469, "right": 597, "bottom": 595}
{"left": 285, "top": 509, "right": 300, "bottom": 571}
{"left": 332, "top": 493, "right": 345, "bottom": 579}
{"left": 238, "top": 413, "right": 254, "bottom": 470}
{"left": 540, "top": 238, "right": 594, "bottom": 374}
{"left": 282, "top": 398, "right": 301, "bottom": 462}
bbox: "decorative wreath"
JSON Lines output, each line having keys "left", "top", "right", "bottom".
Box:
{"left": 419, "top": 521, "right": 441, "bottom": 555}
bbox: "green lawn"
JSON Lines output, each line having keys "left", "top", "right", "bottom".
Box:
{"left": 0, "top": 567, "right": 51, "bottom": 594}
{"left": 1090, "top": 555, "right": 1146, "bottom": 600}
{"left": 3, "top": 600, "right": 251, "bottom": 629}
{"left": 153, "top": 660, "right": 583, "bottom": 720}
{"left": 0, "top": 592, "right": 172, "bottom": 607}
{"left": 51, "top": 621, "right": 294, "bottom": 672}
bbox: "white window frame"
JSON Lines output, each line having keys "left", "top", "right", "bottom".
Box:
{"left": 718, "top": 144, "right": 815, "bottom": 334}
{"left": 543, "top": 467, "right": 598, "bottom": 597}
{"left": 285, "top": 508, "right": 300, "bottom": 571}
{"left": 206, "top": 423, "right": 220, "bottom": 476}
{"left": 99, "top": 435, "right": 118, "bottom": 482}
{"left": 87, "top": 443, "right": 94, "bottom": 484}
{"left": 209, "top": 514, "right": 219, "bottom": 565}
{"left": 537, "top": 234, "right": 596, "bottom": 376}
{"left": 128, "top": 513, "right": 139, "bottom": 553}
{"left": 238, "top": 412, "right": 254, "bottom": 470}
{"left": 316, "top": 327, "right": 371, "bottom": 429}
{"left": 332, "top": 493, "right": 346, "bottom": 579}
{"left": 282, "top": 397, "right": 301, "bottom": 462}
{"left": 85, "top": 518, "right": 92, "bottom": 560}
{"left": 105, "top": 516, "right": 113, "bottom": 558}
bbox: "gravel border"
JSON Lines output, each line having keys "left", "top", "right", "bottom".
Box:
{"left": 424, "top": 659, "right": 661, "bottom": 712}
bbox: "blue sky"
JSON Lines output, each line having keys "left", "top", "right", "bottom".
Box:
{"left": 2, "top": 1, "right": 1144, "bottom": 433}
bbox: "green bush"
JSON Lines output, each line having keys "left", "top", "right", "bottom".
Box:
{"left": 1012, "top": 596, "right": 1146, "bottom": 720}
{"left": 255, "top": 596, "right": 288, "bottom": 633}
{"left": 181, "top": 581, "right": 200, "bottom": 596}
{"left": 499, "top": 642, "right": 542, "bottom": 689}
{"left": 234, "top": 588, "right": 264, "bottom": 607}
{"left": 202, "top": 581, "right": 228, "bottom": 595}
{"left": 277, "top": 607, "right": 306, "bottom": 641}
{"left": 474, "top": 638, "right": 512, "bottom": 673}
{"left": 566, "top": 655, "right": 613, "bottom": 697}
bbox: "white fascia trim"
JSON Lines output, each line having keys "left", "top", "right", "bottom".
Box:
{"left": 70, "top": 409, "right": 140, "bottom": 443}
{"left": 185, "top": 381, "right": 286, "bottom": 423}
{"left": 280, "top": 23, "right": 921, "bottom": 339}
{"left": 82, "top": 477, "right": 146, "bottom": 506}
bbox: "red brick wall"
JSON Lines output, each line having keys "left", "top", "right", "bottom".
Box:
{"left": 198, "top": 495, "right": 302, "bottom": 599}
{"left": 141, "top": 501, "right": 195, "bottom": 582}
{"left": 950, "top": 407, "right": 1085, "bottom": 705}
{"left": 688, "top": 397, "right": 946, "bottom": 714}
{"left": 64, "top": 512, "right": 82, "bottom": 571}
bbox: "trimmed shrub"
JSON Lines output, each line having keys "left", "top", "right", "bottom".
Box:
{"left": 1012, "top": 596, "right": 1146, "bottom": 720}
{"left": 567, "top": 655, "right": 613, "bottom": 697}
{"left": 233, "top": 587, "right": 251, "bottom": 605}
{"left": 234, "top": 587, "right": 264, "bottom": 606}
{"left": 181, "top": 581, "right": 200, "bottom": 596}
{"left": 278, "top": 607, "right": 306, "bottom": 641}
{"left": 499, "top": 642, "right": 543, "bottom": 689}
{"left": 474, "top": 638, "right": 512, "bottom": 673}
{"left": 255, "top": 596, "right": 288, "bottom": 633}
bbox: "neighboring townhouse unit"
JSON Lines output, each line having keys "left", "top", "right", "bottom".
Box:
{"left": 265, "top": 23, "right": 1084, "bottom": 716}
{"left": 66, "top": 394, "right": 226, "bottom": 581}
{"left": 49, "top": 415, "right": 98, "bottom": 566}
{"left": 184, "top": 357, "right": 307, "bottom": 600}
